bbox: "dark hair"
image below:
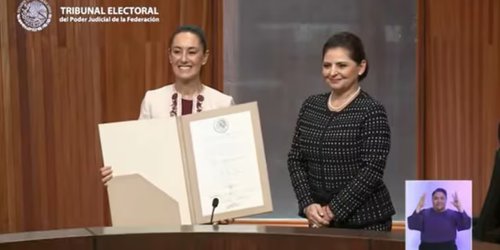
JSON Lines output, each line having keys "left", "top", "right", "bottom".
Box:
{"left": 497, "top": 122, "right": 499, "bottom": 144}
{"left": 432, "top": 188, "right": 447, "bottom": 198}
{"left": 169, "top": 25, "right": 207, "bottom": 52}
{"left": 322, "top": 32, "right": 369, "bottom": 81}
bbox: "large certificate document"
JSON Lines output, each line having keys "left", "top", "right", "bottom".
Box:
{"left": 181, "top": 103, "right": 272, "bottom": 223}
{"left": 99, "top": 102, "right": 272, "bottom": 225}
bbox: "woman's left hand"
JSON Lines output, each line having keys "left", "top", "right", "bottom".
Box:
{"left": 322, "top": 205, "right": 335, "bottom": 222}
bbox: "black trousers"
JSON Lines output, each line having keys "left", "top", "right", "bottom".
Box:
{"left": 419, "top": 241, "right": 457, "bottom": 250}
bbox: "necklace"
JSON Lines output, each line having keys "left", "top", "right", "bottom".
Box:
{"left": 328, "top": 87, "right": 361, "bottom": 112}
{"left": 169, "top": 86, "right": 204, "bottom": 117}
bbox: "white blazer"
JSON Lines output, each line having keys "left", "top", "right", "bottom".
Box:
{"left": 139, "top": 84, "right": 234, "bottom": 119}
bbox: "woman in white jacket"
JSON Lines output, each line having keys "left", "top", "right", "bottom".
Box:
{"left": 101, "top": 25, "right": 233, "bottom": 183}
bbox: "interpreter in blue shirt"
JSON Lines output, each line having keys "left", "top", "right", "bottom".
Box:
{"left": 407, "top": 188, "right": 472, "bottom": 250}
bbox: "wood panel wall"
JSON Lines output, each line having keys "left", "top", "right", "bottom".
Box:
{"left": 0, "top": 0, "right": 223, "bottom": 233}
{"left": 418, "top": 0, "right": 500, "bottom": 215}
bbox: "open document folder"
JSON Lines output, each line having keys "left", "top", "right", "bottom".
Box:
{"left": 98, "top": 102, "right": 273, "bottom": 226}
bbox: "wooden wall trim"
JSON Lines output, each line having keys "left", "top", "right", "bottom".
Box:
{"left": 213, "top": 0, "right": 224, "bottom": 91}
{"left": 233, "top": 219, "right": 406, "bottom": 232}
{"left": 416, "top": 0, "right": 426, "bottom": 180}
{"left": 420, "top": 0, "right": 500, "bottom": 216}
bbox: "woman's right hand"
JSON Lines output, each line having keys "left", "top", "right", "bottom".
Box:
{"left": 304, "top": 203, "right": 331, "bottom": 227}
{"left": 100, "top": 166, "right": 113, "bottom": 185}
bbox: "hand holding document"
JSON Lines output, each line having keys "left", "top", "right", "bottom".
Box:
{"left": 99, "top": 102, "right": 273, "bottom": 226}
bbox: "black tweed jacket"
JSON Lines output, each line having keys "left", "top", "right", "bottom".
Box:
{"left": 288, "top": 91, "right": 395, "bottom": 228}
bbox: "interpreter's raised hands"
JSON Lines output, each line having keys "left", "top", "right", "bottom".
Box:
{"left": 451, "top": 192, "right": 463, "bottom": 212}
{"left": 416, "top": 193, "right": 426, "bottom": 213}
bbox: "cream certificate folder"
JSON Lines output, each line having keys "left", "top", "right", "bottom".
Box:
{"left": 99, "top": 102, "right": 273, "bottom": 226}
